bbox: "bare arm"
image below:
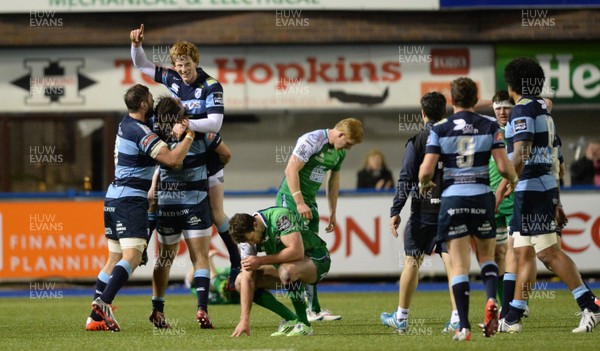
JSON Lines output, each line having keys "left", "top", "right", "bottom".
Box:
{"left": 231, "top": 269, "right": 255, "bottom": 337}
{"left": 284, "top": 155, "right": 312, "bottom": 220}
{"left": 491, "top": 148, "right": 518, "bottom": 181}
{"left": 418, "top": 153, "right": 439, "bottom": 195}
{"left": 214, "top": 140, "right": 232, "bottom": 165}
{"left": 243, "top": 232, "right": 304, "bottom": 269}
{"left": 511, "top": 140, "right": 531, "bottom": 178}
{"left": 148, "top": 167, "right": 159, "bottom": 212}
{"left": 154, "top": 130, "right": 195, "bottom": 168}
{"left": 325, "top": 170, "right": 340, "bottom": 233}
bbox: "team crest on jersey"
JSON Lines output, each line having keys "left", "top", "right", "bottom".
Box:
{"left": 276, "top": 215, "right": 293, "bottom": 232}
{"left": 514, "top": 119, "right": 527, "bottom": 132}
{"left": 194, "top": 88, "right": 202, "bottom": 99}
{"left": 171, "top": 83, "right": 180, "bottom": 93}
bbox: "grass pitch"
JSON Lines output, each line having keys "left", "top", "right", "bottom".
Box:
{"left": 0, "top": 288, "right": 598, "bottom": 350}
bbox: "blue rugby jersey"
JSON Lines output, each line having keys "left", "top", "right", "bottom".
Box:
{"left": 425, "top": 111, "right": 505, "bottom": 197}
{"left": 106, "top": 115, "right": 167, "bottom": 199}
{"left": 154, "top": 67, "right": 224, "bottom": 119}
{"left": 157, "top": 132, "right": 221, "bottom": 206}
{"left": 505, "top": 97, "right": 558, "bottom": 192}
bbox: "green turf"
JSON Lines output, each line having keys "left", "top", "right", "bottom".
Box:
{"left": 0, "top": 289, "right": 597, "bottom": 350}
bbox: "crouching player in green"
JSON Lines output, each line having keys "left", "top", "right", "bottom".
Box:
{"left": 229, "top": 207, "right": 331, "bottom": 337}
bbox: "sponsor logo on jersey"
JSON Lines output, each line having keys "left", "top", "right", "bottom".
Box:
{"left": 453, "top": 119, "right": 479, "bottom": 134}
{"left": 213, "top": 92, "right": 224, "bottom": 105}
{"left": 171, "top": 83, "right": 180, "bottom": 93}
{"left": 430, "top": 48, "right": 469, "bottom": 75}
{"left": 276, "top": 215, "right": 293, "bottom": 232}
{"left": 514, "top": 119, "right": 527, "bottom": 132}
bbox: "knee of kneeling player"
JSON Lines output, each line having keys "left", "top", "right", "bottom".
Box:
{"left": 278, "top": 265, "right": 297, "bottom": 284}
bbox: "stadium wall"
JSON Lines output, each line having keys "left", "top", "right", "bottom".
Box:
{"left": 1, "top": 190, "right": 599, "bottom": 282}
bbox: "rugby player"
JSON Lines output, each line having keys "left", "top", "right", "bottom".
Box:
{"left": 229, "top": 207, "right": 332, "bottom": 337}
{"left": 381, "top": 92, "right": 459, "bottom": 334}
{"left": 147, "top": 96, "right": 229, "bottom": 329}
{"left": 419, "top": 77, "right": 518, "bottom": 341}
{"left": 86, "top": 84, "right": 195, "bottom": 332}
{"left": 276, "top": 118, "right": 363, "bottom": 322}
{"left": 498, "top": 57, "right": 600, "bottom": 333}
{"left": 130, "top": 24, "right": 241, "bottom": 290}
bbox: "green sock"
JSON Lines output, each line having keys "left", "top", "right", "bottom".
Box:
{"left": 288, "top": 282, "right": 310, "bottom": 326}
{"left": 497, "top": 274, "right": 504, "bottom": 302}
{"left": 253, "top": 289, "right": 297, "bottom": 321}
{"left": 307, "top": 284, "right": 322, "bottom": 313}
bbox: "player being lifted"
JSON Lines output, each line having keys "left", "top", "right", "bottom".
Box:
{"left": 130, "top": 24, "right": 241, "bottom": 290}
{"left": 498, "top": 57, "right": 600, "bottom": 333}
{"left": 276, "top": 118, "right": 363, "bottom": 322}
{"left": 419, "top": 77, "right": 518, "bottom": 341}
{"left": 230, "top": 207, "right": 332, "bottom": 337}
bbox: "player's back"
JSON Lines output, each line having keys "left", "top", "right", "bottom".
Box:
{"left": 430, "top": 111, "right": 503, "bottom": 197}
{"left": 505, "top": 97, "right": 557, "bottom": 192}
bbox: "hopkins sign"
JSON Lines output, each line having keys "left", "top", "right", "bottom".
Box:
{"left": 496, "top": 44, "right": 600, "bottom": 105}
{"left": 1, "top": 45, "right": 495, "bottom": 112}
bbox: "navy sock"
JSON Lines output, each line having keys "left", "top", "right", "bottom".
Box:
{"left": 217, "top": 219, "right": 241, "bottom": 268}
{"left": 219, "top": 230, "right": 241, "bottom": 268}
{"left": 480, "top": 261, "right": 499, "bottom": 301}
{"left": 500, "top": 273, "right": 516, "bottom": 319}
{"left": 193, "top": 269, "right": 210, "bottom": 312}
{"left": 505, "top": 300, "right": 526, "bottom": 323}
{"left": 152, "top": 296, "right": 165, "bottom": 313}
{"left": 584, "top": 281, "right": 597, "bottom": 300}
{"left": 90, "top": 271, "right": 110, "bottom": 321}
{"left": 148, "top": 211, "right": 157, "bottom": 235}
{"left": 100, "top": 260, "right": 132, "bottom": 305}
{"left": 452, "top": 275, "right": 470, "bottom": 331}
{"left": 573, "top": 286, "right": 600, "bottom": 312}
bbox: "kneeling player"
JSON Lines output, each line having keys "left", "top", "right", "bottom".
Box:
{"left": 229, "top": 207, "right": 331, "bottom": 337}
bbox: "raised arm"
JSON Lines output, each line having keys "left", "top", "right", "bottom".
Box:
{"left": 130, "top": 24, "right": 156, "bottom": 77}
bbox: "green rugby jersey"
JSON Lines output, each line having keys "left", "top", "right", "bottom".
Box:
{"left": 488, "top": 125, "right": 514, "bottom": 211}
{"left": 239, "top": 207, "right": 327, "bottom": 258}
{"left": 489, "top": 125, "right": 506, "bottom": 191}
{"left": 278, "top": 129, "right": 346, "bottom": 202}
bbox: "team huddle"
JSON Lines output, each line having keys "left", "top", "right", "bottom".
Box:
{"left": 85, "top": 24, "right": 599, "bottom": 339}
